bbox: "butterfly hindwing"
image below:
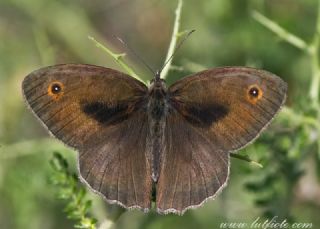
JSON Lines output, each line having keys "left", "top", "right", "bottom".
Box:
{"left": 156, "top": 109, "right": 229, "bottom": 214}
{"left": 79, "top": 109, "right": 152, "bottom": 210}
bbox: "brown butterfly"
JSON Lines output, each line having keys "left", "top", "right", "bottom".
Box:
{"left": 22, "top": 64, "right": 287, "bottom": 214}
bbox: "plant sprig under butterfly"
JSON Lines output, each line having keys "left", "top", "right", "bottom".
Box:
{"left": 50, "top": 152, "right": 97, "bottom": 229}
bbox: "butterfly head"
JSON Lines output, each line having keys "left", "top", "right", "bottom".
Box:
{"left": 149, "top": 71, "right": 167, "bottom": 95}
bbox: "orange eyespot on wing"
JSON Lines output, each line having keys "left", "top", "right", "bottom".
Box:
{"left": 48, "top": 81, "right": 64, "bottom": 100}
{"left": 246, "top": 84, "right": 263, "bottom": 104}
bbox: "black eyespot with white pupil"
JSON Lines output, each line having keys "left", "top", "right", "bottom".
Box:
{"left": 51, "top": 83, "right": 62, "bottom": 94}
{"left": 249, "top": 87, "right": 259, "bottom": 97}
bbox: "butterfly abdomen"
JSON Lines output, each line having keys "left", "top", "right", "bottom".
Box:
{"left": 147, "top": 80, "right": 169, "bottom": 182}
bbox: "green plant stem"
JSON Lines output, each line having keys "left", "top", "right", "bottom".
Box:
{"left": 251, "top": 11, "right": 311, "bottom": 53}
{"left": 88, "top": 36, "right": 141, "bottom": 81}
{"left": 313, "top": 0, "right": 320, "bottom": 157}
{"left": 310, "top": 48, "right": 320, "bottom": 106}
{"left": 309, "top": 0, "right": 320, "bottom": 107}
{"left": 230, "top": 153, "right": 263, "bottom": 168}
{"left": 161, "top": 0, "right": 183, "bottom": 79}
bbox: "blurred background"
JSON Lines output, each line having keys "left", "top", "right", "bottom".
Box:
{"left": 1, "top": 0, "right": 320, "bottom": 228}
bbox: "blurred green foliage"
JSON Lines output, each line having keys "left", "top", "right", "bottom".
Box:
{"left": 50, "top": 152, "right": 97, "bottom": 229}
{"left": 1, "top": 0, "right": 320, "bottom": 229}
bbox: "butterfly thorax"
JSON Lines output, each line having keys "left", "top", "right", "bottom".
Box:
{"left": 147, "top": 78, "right": 168, "bottom": 182}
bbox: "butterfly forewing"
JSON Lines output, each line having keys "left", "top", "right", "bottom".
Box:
{"left": 168, "top": 67, "right": 287, "bottom": 152}
{"left": 22, "top": 64, "right": 153, "bottom": 211}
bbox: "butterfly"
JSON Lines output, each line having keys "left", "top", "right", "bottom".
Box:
{"left": 22, "top": 64, "right": 287, "bottom": 214}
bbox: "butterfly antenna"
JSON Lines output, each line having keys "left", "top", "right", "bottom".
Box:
{"left": 158, "top": 29, "right": 196, "bottom": 76}
{"left": 114, "top": 36, "right": 156, "bottom": 76}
